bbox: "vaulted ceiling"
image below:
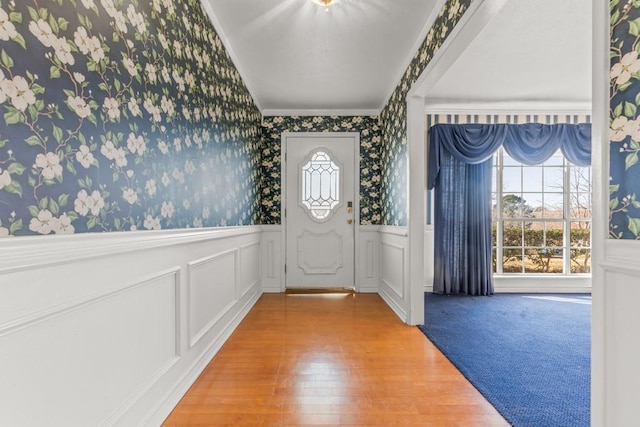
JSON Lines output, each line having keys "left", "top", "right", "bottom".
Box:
{"left": 202, "top": 0, "right": 592, "bottom": 114}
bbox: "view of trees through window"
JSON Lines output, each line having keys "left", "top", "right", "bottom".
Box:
{"left": 491, "top": 148, "right": 592, "bottom": 274}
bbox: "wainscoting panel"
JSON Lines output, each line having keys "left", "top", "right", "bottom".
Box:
{"left": 0, "top": 227, "right": 262, "bottom": 427}
{"left": 239, "top": 242, "right": 261, "bottom": 299}
{"left": 600, "top": 240, "right": 640, "bottom": 427}
{"left": 261, "top": 225, "right": 283, "bottom": 292}
{"left": 602, "top": 269, "right": 640, "bottom": 427}
{"left": 493, "top": 276, "right": 592, "bottom": 293}
{"left": 0, "top": 270, "right": 179, "bottom": 427}
{"left": 378, "top": 227, "right": 409, "bottom": 322}
{"left": 188, "top": 250, "right": 238, "bottom": 349}
{"left": 358, "top": 225, "right": 380, "bottom": 293}
{"left": 423, "top": 228, "right": 434, "bottom": 292}
{"left": 380, "top": 242, "right": 405, "bottom": 298}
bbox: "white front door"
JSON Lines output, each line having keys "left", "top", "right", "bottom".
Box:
{"left": 284, "top": 133, "right": 357, "bottom": 289}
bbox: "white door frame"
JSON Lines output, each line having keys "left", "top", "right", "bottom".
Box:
{"left": 280, "top": 132, "right": 361, "bottom": 291}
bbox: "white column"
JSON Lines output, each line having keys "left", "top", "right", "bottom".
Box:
{"left": 591, "top": 0, "right": 610, "bottom": 425}
{"left": 407, "top": 95, "right": 426, "bottom": 325}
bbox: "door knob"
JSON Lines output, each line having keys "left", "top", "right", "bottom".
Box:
{"left": 347, "top": 219, "right": 353, "bottom": 224}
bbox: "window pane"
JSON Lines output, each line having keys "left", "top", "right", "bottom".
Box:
{"left": 522, "top": 167, "right": 542, "bottom": 192}
{"left": 492, "top": 248, "right": 497, "bottom": 273}
{"left": 544, "top": 166, "right": 564, "bottom": 192}
{"left": 503, "top": 248, "right": 523, "bottom": 273}
{"left": 301, "top": 150, "right": 340, "bottom": 221}
{"left": 545, "top": 221, "right": 564, "bottom": 246}
{"left": 570, "top": 222, "right": 591, "bottom": 247}
{"left": 543, "top": 193, "right": 564, "bottom": 217}
{"left": 503, "top": 221, "right": 522, "bottom": 246}
{"left": 503, "top": 153, "right": 521, "bottom": 166}
{"left": 524, "top": 249, "right": 545, "bottom": 273}
{"left": 524, "top": 224, "right": 543, "bottom": 246}
{"left": 502, "top": 195, "right": 535, "bottom": 218}
{"left": 570, "top": 166, "right": 592, "bottom": 193}
{"left": 492, "top": 192, "right": 498, "bottom": 220}
{"left": 543, "top": 153, "right": 564, "bottom": 166}
{"left": 521, "top": 193, "right": 542, "bottom": 216}
{"left": 503, "top": 167, "right": 522, "bottom": 193}
{"left": 570, "top": 249, "right": 591, "bottom": 273}
{"left": 570, "top": 192, "right": 591, "bottom": 219}
{"left": 525, "top": 248, "right": 563, "bottom": 273}
{"left": 310, "top": 170, "right": 321, "bottom": 199}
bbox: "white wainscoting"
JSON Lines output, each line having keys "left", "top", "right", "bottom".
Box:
{"left": 423, "top": 228, "right": 435, "bottom": 292}
{"left": 598, "top": 240, "right": 640, "bottom": 427}
{"left": 492, "top": 275, "right": 591, "bottom": 293}
{"left": 0, "top": 226, "right": 262, "bottom": 427}
{"left": 378, "top": 226, "right": 409, "bottom": 322}
{"left": 261, "top": 225, "right": 283, "bottom": 293}
{"left": 358, "top": 225, "right": 380, "bottom": 293}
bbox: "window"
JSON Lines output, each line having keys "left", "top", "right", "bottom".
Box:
{"left": 491, "top": 148, "right": 591, "bottom": 274}
{"left": 301, "top": 150, "right": 340, "bottom": 221}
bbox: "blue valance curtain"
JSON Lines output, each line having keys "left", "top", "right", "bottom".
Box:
{"left": 427, "top": 123, "right": 592, "bottom": 296}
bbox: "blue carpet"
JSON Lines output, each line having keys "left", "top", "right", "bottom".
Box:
{"left": 418, "top": 293, "right": 590, "bottom": 427}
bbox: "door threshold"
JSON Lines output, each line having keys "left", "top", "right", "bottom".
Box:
{"left": 285, "top": 288, "right": 355, "bottom": 295}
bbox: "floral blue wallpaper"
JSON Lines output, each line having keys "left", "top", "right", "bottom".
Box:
{"left": 260, "top": 115, "right": 381, "bottom": 225}
{"left": 0, "top": 0, "right": 261, "bottom": 236}
{"left": 380, "top": 0, "right": 472, "bottom": 226}
{"left": 610, "top": 0, "right": 640, "bottom": 239}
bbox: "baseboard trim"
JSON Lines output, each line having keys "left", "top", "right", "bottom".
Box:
{"left": 142, "top": 287, "right": 262, "bottom": 426}
{"left": 378, "top": 286, "right": 407, "bottom": 323}
{"left": 262, "top": 285, "right": 283, "bottom": 293}
{"left": 424, "top": 284, "right": 592, "bottom": 294}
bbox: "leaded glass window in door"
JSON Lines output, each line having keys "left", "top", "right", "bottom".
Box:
{"left": 300, "top": 149, "right": 341, "bottom": 221}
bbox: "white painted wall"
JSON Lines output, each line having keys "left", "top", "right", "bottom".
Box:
{"left": 378, "top": 226, "right": 410, "bottom": 323}
{"left": 0, "top": 227, "right": 262, "bottom": 426}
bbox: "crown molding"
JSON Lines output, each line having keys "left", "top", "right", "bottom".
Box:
{"left": 262, "top": 109, "right": 380, "bottom": 117}
{"left": 198, "top": 0, "right": 264, "bottom": 112}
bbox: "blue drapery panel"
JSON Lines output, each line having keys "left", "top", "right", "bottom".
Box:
{"left": 433, "top": 151, "right": 494, "bottom": 295}
{"left": 428, "top": 123, "right": 591, "bottom": 296}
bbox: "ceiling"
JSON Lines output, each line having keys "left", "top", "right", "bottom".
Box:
{"left": 203, "top": 0, "right": 592, "bottom": 114}
{"left": 204, "top": 0, "right": 438, "bottom": 113}
{"left": 425, "top": 0, "right": 592, "bottom": 112}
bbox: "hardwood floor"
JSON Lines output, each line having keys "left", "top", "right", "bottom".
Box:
{"left": 162, "top": 293, "right": 509, "bottom": 426}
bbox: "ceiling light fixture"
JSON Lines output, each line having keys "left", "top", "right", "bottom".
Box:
{"left": 310, "top": 0, "right": 339, "bottom": 12}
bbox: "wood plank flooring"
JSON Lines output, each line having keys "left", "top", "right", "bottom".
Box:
{"left": 162, "top": 293, "right": 509, "bottom": 426}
